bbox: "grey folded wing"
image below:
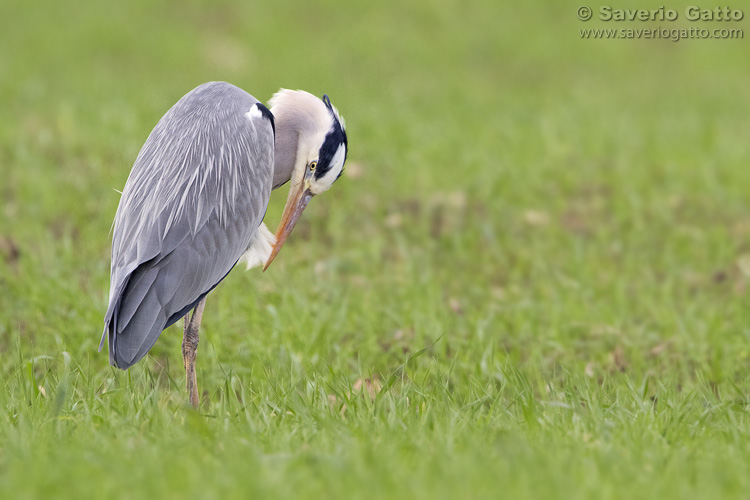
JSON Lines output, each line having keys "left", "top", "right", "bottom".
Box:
{"left": 102, "top": 82, "right": 275, "bottom": 369}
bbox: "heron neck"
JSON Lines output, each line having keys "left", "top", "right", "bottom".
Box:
{"left": 271, "top": 124, "right": 298, "bottom": 190}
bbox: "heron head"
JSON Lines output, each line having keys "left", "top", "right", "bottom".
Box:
{"left": 264, "top": 90, "right": 348, "bottom": 270}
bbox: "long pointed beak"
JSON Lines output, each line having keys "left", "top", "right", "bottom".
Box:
{"left": 263, "top": 183, "right": 313, "bottom": 271}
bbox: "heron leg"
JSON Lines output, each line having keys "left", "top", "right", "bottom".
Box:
{"left": 182, "top": 298, "right": 206, "bottom": 408}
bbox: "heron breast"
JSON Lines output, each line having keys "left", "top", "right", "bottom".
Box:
{"left": 238, "top": 222, "right": 276, "bottom": 270}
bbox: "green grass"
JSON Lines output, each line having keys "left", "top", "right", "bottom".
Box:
{"left": 2, "top": 0, "right": 750, "bottom": 498}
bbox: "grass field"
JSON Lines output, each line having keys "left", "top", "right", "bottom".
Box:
{"left": 2, "top": 0, "right": 749, "bottom": 498}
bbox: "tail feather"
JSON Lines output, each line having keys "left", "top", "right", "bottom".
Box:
{"left": 103, "top": 261, "right": 173, "bottom": 369}
{"left": 111, "top": 286, "right": 169, "bottom": 368}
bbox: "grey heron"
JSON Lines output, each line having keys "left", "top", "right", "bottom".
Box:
{"left": 101, "top": 82, "right": 348, "bottom": 407}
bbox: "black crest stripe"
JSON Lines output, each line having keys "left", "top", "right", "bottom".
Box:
{"left": 315, "top": 94, "right": 348, "bottom": 180}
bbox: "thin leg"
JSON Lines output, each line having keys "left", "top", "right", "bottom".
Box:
{"left": 182, "top": 298, "right": 206, "bottom": 408}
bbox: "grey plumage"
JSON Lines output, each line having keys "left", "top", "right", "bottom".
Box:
{"left": 102, "top": 81, "right": 348, "bottom": 382}
{"left": 102, "top": 82, "right": 274, "bottom": 368}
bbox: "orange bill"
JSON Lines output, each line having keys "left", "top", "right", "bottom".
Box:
{"left": 263, "top": 185, "right": 313, "bottom": 271}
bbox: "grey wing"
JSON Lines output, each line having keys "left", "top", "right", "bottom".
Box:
{"left": 102, "top": 82, "right": 275, "bottom": 369}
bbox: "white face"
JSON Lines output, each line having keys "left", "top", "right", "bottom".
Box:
{"left": 309, "top": 143, "right": 346, "bottom": 195}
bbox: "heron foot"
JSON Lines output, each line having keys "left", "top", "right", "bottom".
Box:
{"left": 182, "top": 298, "right": 206, "bottom": 408}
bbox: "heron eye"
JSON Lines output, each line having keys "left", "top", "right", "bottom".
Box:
{"left": 309, "top": 161, "right": 317, "bottom": 172}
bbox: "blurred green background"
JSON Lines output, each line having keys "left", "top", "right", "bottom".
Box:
{"left": 1, "top": 0, "right": 749, "bottom": 498}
